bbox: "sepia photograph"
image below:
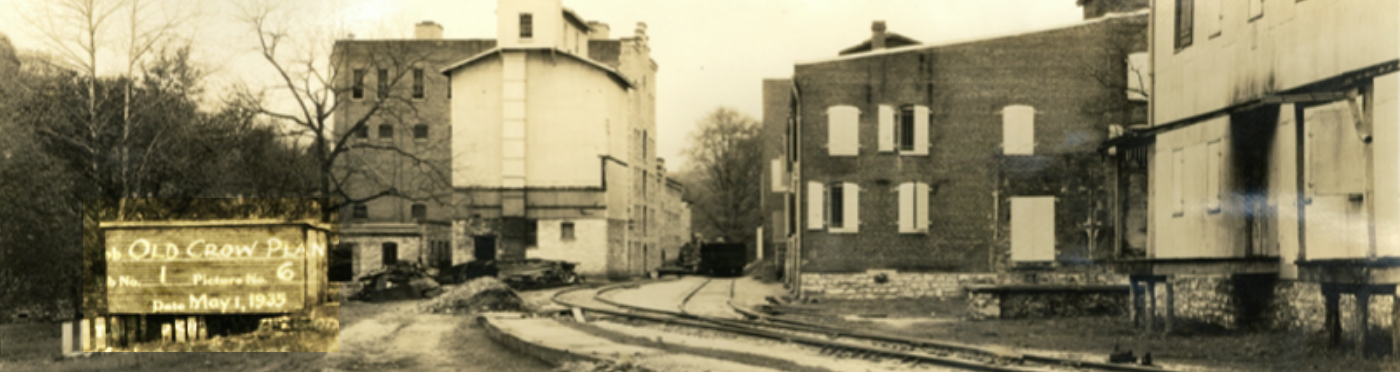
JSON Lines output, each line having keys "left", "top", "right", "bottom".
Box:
{"left": 1, "top": 0, "right": 1398, "bottom": 371}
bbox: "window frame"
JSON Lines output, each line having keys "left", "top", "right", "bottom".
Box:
{"left": 352, "top": 69, "right": 365, "bottom": 99}
{"left": 519, "top": 13, "right": 534, "bottom": 39}
{"left": 412, "top": 68, "right": 425, "bottom": 99}
{"left": 561, "top": 221, "right": 575, "bottom": 241}
{"left": 377, "top": 69, "right": 389, "bottom": 99}
{"left": 827, "top": 182, "right": 844, "bottom": 229}
{"left": 413, "top": 124, "right": 429, "bottom": 141}
{"left": 1175, "top": 0, "right": 1195, "bottom": 50}
{"left": 897, "top": 106, "right": 916, "bottom": 152}
{"left": 378, "top": 124, "right": 394, "bottom": 141}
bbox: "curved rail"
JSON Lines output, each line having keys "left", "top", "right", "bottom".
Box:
{"left": 553, "top": 279, "right": 1176, "bottom": 372}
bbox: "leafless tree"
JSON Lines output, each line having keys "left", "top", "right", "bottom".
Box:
{"left": 682, "top": 107, "right": 764, "bottom": 245}
{"left": 235, "top": 0, "right": 459, "bottom": 221}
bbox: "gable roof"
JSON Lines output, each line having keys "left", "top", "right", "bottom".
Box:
{"left": 439, "top": 47, "right": 634, "bottom": 89}
{"left": 837, "top": 33, "right": 922, "bottom": 56}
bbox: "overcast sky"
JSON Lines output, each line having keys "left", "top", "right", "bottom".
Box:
{"left": 0, "top": 0, "right": 1086, "bottom": 171}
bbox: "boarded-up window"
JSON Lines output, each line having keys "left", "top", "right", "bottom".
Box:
{"left": 827, "top": 105, "right": 859, "bottom": 156}
{"left": 1127, "top": 53, "right": 1150, "bottom": 101}
{"left": 1207, "top": 140, "right": 1222, "bottom": 212}
{"left": 898, "top": 182, "right": 930, "bottom": 234}
{"left": 1010, "top": 197, "right": 1055, "bottom": 262}
{"left": 1308, "top": 99, "right": 1367, "bottom": 195}
{"left": 1172, "top": 148, "right": 1184, "bottom": 216}
{"left": 1176, "top": 0, "right": 1194, "bottom": 49}
{"left": 807, "top": 182, "right": 824, "bottom": 230}
{"left": 1002, "top": 105, "right": 1034, "bottom": 155}
{"left": 771, "top": 158, "right": 787, "bottom": 192}
{"left": 878, "top": 105, "right": 895, "bottom": 152}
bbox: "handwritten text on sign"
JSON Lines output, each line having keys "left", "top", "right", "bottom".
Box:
{"left": 104, "top": 226, "right": 325, "bottom": 314}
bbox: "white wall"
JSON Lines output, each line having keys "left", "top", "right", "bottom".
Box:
{"left": 524, "top": 54, "right": 624, "bottom": 187}
{"left": 1150, "top": 115, "right": 1248, "bottom": 259}
{"left": 451, "top": 57, "right": 504, "bottom": 187}
{"left": 1152, "top": 0, "right": 1400, "bottom": 125}
{"left": 532, "top": 218, "right": 610, "bottom": 276}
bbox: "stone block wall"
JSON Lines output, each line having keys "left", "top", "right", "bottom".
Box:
{"left": 1145, "top": 276, "right": 1397, "bottom": 333}
{"left": 969, "top": 290, "right": 1128, "bottom": 320}
{"left": 800, "top": 270, "right": 1126, "bottom": 299}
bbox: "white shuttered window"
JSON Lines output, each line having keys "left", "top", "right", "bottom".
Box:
{"left": 898, "top": 182, "right": 930, "bottom": 233}
{"left": 827, "top": 106, "right": 860, "bottom": 156}
{"left": 909, "top": 105, "right": 929, "bottom": 155}
{"left": 807, "top": 182, "right": 824, "bottom": 230}
{"left": 829, "top": 182, "right": 859, "bottom": 233}
{"left": 1002, "top": 105, "right": 1034, "bottom": 155}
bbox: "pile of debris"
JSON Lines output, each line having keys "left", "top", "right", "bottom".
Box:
{"left": 418, "top": 277, "right": 524, "bottom": 314}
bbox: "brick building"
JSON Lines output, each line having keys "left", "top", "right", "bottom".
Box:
{"left": 1101, "top": 0, "right": 1400, "bottom": 351}
{"left": 766, "top": 9, "right": 1148, "bottom": 299}
{"left": 334, "top": 0, "right": 688, "bottom": 280}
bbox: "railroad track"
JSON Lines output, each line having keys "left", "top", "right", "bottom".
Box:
{"left": 553, "top": 279, "right": 1176, "bottom": 372}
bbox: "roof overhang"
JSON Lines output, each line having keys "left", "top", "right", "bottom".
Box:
{"left": 439, "top": 47, "right": 633, "bottom": 89}
{"left": 562, "top": 8, "right": 590, "bottom": 31}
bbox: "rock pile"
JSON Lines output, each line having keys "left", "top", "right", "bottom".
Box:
{"left": 418, "top": 277, "right": 524, "bottom": 314}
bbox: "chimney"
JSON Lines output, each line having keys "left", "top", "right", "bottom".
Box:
{"left": 587, "top": 21, "right": 610, "bottom": 40}
{"left": 871, "top": 21, "right": 887, "bottom": 50}
{"left": 415, "top": 20, "right": 443, "bottom": 40}
{"left": 635, "top": 22, "right": 649, "bottom": 46}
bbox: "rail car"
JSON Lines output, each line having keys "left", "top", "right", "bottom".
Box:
{"left": 698, "top": 243, "right": 746, "bottom": 277}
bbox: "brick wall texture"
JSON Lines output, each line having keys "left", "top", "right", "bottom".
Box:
{"left": 792, "top": 14, "right": 1147, "bottom": 276}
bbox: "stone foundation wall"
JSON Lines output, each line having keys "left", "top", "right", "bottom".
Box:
{"left": 969, "top": 290, "right": 1128, "bottom": 320}
{"left": 800, "top": 270, "right": 1127, "bottom": 299}
{"left": 1145, "top": 276, "right": 1397, "bottom": 332}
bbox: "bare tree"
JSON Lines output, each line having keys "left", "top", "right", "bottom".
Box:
{"left": 235, "top": 0, "right": 457, "bottom": 221}
{"left": 682, "top": 107, "right": 764, "bottom": 245}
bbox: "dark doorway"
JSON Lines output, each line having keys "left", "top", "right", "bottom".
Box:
{"left": 474, "top": 235, "right": 497, "bottom": 261}
{"left": 382, "top": 243, "right": 398, "bottom": 266}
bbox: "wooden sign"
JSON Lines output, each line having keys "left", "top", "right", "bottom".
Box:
{"left": 103, "top": 221, "right": 329, "bottom": 314}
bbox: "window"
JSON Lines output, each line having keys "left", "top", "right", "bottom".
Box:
{"left": 770, "top": 158, "right": 787, "bottom": 192}
{"left": 378, "top": 124, "right": 393, "bottom": 141}
{"left": 519, "top": 13, "right": 533, "bottom": 39}
{"left": 826, "top": 105, "right": 859, "bottom": 156}
{"left": 1002, "top": 105, "right": 1035, "bottom": 155}
{"left": 1172, "top": 148, "right": 1184, "bottom": 216}
{"left": 1203, "top": 0, "right": 1222, "bottom": 38}
{"left": 352, "top": 69, "right": 365, "bottom": 99}
{"left": 525, "top": 220, "right": 538, "bottom": 247}
{"left": 898, "top": 106, "right": 916, "bottom": 151}
{"left": 381, "top": 242, "right": 398, "bottom": 266}
{"left": 1248, "top": 0, "right": 1263, "bottom": 21}
{"left": 412, "top": 68, "right": 424, "bottom": 99}
{"left": 561, "top": 222, "right": 575, "bottom": 240}
{"left": 828, "top": 182, "right": 843, "bottom": 229}
{"left": 353, "top": 125, "right": 368, "bottom": 140}
{"left": 788, "top": 193, "right": 797, "bottom": 235}
{"left": 1206, "top": 140, "right": 1222, "bottom": 213}
{"left": 411, "top": 203, "right": 427, "bottom": 219}
{"left": 824, "top": 181, "right": 859, "bottom": 233}
{"left": 1175, "top": 0, "right": 1194, "bottom": 49}
{"left": 898, "top": 182, "right": 930, "bottom": 234}
{"left": 1010, "top": 197, "right": 1055, "bottom": 262}
{"left": 377, "top": 69, "right": 389, "bottom": 99}
{"left": 352, "top": 204, "right": 367, "bottom": 219}
{"left": 413, "top": 124, "right": 429, "bottom": 140}
{"left": 878, "top": 105, "right": 929, "bottom": 154}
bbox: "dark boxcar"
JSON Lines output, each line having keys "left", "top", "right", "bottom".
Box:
{"left": 700, "top": 243, "right": 747, "bottom": 277}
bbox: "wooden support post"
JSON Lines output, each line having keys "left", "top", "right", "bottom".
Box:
{"left": 1392, "top": 293, "right": 1400, "bottom": 359}
{"left": 139, "top": 315, "right": 147, "bottom": 343}
{"left": 1325, "top": 286, "right": 1342, "bottom": 348}
{"left": 1355, "top": 289, "right": 1371, "bottom": 358}
{"left": 198, "top": 316, "right": 207, "bottom": 340}
{"left": 187, "top": 316, "right": 198, "bottom": 341}
{"left": 125, "top": 316, "right": 136, "bottom": 348}
{"left": 1165, "top": 280, "right": 1175, "bottom": 336}
{"left": 174, "top": 318, "right": 186, "bottom": 343}
{"left": 1146, "top": 281, "right": 1157, "bottom": 333}
{"left": 161, "top": 323, "right": 172, "bottom": 343}
{"left": 94, "top": 317, "right": 106, "bottom": 350}
{"left": 80, "top": 318, "right": 91, "bottom": 352}
{"left": 1129, "top": 279, "right": 1139, "bottom": 329}
{"left": 108, "top": 316, "right": 120, "bottom": 348}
